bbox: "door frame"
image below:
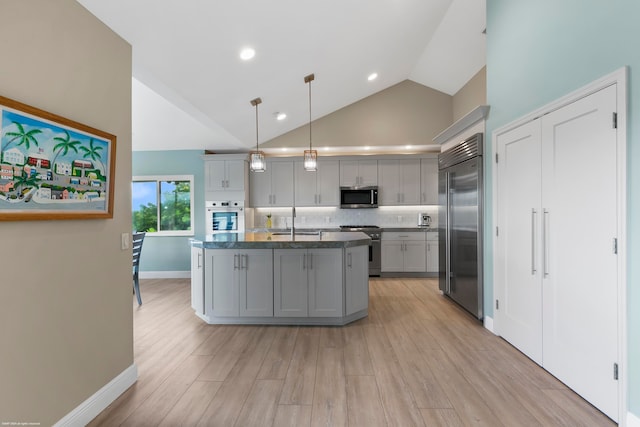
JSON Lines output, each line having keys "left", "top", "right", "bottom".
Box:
{"left": 491, "top": 66, "right": 628, "bottom": 423}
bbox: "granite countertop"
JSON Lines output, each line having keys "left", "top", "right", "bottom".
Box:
{"left": 191, "top": 231, "right": 371, "bottom": 249}
{"left": 381, "top": 227, "right": 438, "bottom": 232}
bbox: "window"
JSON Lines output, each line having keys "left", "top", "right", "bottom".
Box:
{"left": 132, "top": 175, "right": 194, "bottom": 236}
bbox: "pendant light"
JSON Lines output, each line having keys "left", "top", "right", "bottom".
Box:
{"left": 303, "top": 73, "right": 318, "bottom": 171}
{"left": 249, "top": 97, "right": 266, "bottom": 172}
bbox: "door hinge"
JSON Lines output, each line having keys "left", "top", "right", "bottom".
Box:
{"left": 613, "top": 238, "right": 618, "bottom": 254}
{"left": 614, "top": 363, "right": 619, "bottom": 380}
{"left": 612, "top": 112, "right": 618, "bottom": 129}
{"left": 496, "top": 299, "right": 499, "bottom": 310}
{"left": 495, "top": 153, "right": 499, "bottom": 163}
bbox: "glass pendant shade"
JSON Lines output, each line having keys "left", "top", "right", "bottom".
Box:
{"left": 303, "top": 149, "right": 318, "bottom": 171}
{"left": 249, "top": 97, "right": 266, "bottom": 172}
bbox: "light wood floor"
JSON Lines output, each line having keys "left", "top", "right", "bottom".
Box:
{"left": 89, "top": 278, "right": 614, "bottom": 427}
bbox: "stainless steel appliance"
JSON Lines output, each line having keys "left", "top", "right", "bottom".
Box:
{"left": 206, "top": 200, "right": 246, "bottom": 234}
{"left": 340, "top": 186, "right": 378, "bottom": 209}
{"left": 438, "top": 133, "right": 483, "bottom": 319}
{"left": 339, "top": 225, "right": 381, "bottom": 276}
{"left": 418, "top": 213, "right": 432, "bottom": 227}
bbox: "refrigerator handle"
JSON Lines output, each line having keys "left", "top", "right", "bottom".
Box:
{"left": 446, "top": 172, "right": 451, "bottom": 294}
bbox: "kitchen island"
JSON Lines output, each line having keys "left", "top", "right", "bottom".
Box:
{"left": 190, "top": 231, "right": 370, "bottom": 325}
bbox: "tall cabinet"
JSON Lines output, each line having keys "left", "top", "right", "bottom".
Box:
{"left": 495, "top": 83, "right": 620, "bottom": 421}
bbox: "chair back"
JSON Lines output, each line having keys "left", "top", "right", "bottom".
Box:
{"left": 132, "top": 232, "right": 146, "bottom": 271}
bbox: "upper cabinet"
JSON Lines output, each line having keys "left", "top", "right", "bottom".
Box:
{"left": 249, "top": 160, "right": 294, "bottom": 207}
{"left": 420, "top": 158, "right": 438, "bottom": 205}
{"left": 204, "top": 154, "right": 248, "bottom": 201}
{"left": 339, "top": 160, "right": 378, "bottom": 187}
{"left": 378, "top": 159, "right": 421, "bottom": 205}
{"left": 294, "top": 160, "right": 340, "bottom": 206}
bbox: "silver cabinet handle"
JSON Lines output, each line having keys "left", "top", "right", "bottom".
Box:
{"left": 348, "top": 252, "right": 352, "bottom": 267}
{"left": 233, "top": 254, "right": 239, "bottom": 270}
{"left": 303, "top": 253, "right": 306, "bottom": 270}
{"left": 543, "top": 209, "right": 549, "bottom": 277}
{"left": 309, "top": 253, "right": 313, "bottom": 270}
{"left": 531, "top": 208, "right": 537, "bottom": 275}
{"left": 272, "top": 194, "right": 276, "bottom": 205}
{"left": 241, "top": 254, "right": 247, "bottom": 270}
{"left": 317, "top": 194, "right": 321, "bottom": 204}
{"left": 197, "top": 252, "right": 202, "bottom": 268}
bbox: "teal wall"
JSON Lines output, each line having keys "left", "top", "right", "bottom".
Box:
{"left": 132, "top": 150, "right": 205, "bottom": 273}
{"left": 486, "top": 0, "right": 640, "bottom": 417}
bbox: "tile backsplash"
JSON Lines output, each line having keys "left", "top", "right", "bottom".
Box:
{"left": 252, "top": 206, "right": 438, "bottom": 229}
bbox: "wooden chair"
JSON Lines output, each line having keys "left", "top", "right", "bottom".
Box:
{"left": 132, "top": 232, "right": 146, "bottom": 305}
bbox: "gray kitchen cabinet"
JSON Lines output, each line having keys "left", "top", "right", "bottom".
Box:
{"left": 249, "top": 160, "right": 294, "bottom": 207}
{"left": 381, "top": 231, "right": 426, "bottom": 272}
{"left": 378, "top": 159, "right": 421, "bottom": 205}
{"left": 420, "top": 158, "right": 439, "bottom": 205}
{"left": 339, "top": 159, "right": 378, "bottom": 187}
{"left": 274, "top": 248, "right": 343, "bottom": 317}
{"left": 294, "top": 160, "right": 340, "bottom": 206}
{"left": 345, "top": 245, "right": 369, "bottom": 315}
{"left": 204, "top": 155, "right": 248, "bottom": 200}
{"left": 204, "top": 249, "right": 273, "bottom": 317}
{"left": 426, "top": 232, "right": 439, "bottom": 273}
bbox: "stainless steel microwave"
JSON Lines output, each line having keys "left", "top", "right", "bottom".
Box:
{"left": 340, "top": 186, "right": 378, "bottom": 208}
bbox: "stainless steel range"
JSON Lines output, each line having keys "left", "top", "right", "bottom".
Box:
{"left": 339, "top": 225, "right": 381, "bottom": 276}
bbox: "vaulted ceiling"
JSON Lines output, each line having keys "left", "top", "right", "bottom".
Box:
{"left": 77, "top": 0, "right": 486, "bottom": 151}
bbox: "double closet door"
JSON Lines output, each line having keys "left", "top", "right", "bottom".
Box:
{"left": 495, "top": 84, "right": 619, "bottom": 421}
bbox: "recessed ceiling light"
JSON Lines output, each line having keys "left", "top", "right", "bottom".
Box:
{"left": 367, "top": 73, "right": 378, "bottom": 81}
{"left": 405, "top": 145, "right": 412, "bottom": 149}
{"left": 281, "top": 147, "right": 288, "bottom": 152}
{"left": 240, "top": 47, "right": 255, "bottom": 60}
{"left": 275, "top": 112, "right": 287, "bottom": 121}
{"left": 364, "top": 146, "right": 371, "bottom": 151}
{"left": 323, "top": 147, "right": 330, "bottom": 151}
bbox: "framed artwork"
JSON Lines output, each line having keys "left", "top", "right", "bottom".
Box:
{"left": 0, "top": 95, "right": 116, "bottom": 220}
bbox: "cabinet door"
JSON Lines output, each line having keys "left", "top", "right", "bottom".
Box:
{"left": 205, "top": 160, "right": 227, "bottom": 192}
{"left": 345, "top": 245, "right": 368, "bottom": 315}
{"left": 240, "top": 249, "right": 273, "bottom": 317}
{"left": 294, "top": 161, "right": 317, "bottom": 206}
{"left": 274, "top": 249, "right": 307, "bottom": 316}
{"left": 339, "top": 160, "right": 360, "bottom": 186}
{"left": 358, "top": 160, "right": 378, "bottom": 186}
{"left": 378, "top": 160, "right": 401, "bottom": 205}
{"left": 191, "top": 246, "right": 204, "bottom": 315}
{"left": 271, "top": 161, "right": 294, "bottom": 206}
{"left": 250, "top": 168, "right": 272, "bottom": 207}
{"left": 316, "top": 160, "right": 339, "bottom": 206}
{"left": 381, "top": 240, "right": 403, "bottom": 272}
{"left": 225, "top": 159, "right": 246, "bottom": 191}
{"left": 403, "top": 241, "right": 426, "bottom": 272}
{"left": 421, "top": 158, "right": 438, "bottom": 205}
{"left": 205, "top": 249, "right": 239, "bottom": 317}
{"left": 308, "top": 249, "right": 343, "bottom": 317}
{"left": 400, "top": 159, "right": 421, "bottom": 205}
{"left": 426, "top": 238, "right": 439, "bottom": 273}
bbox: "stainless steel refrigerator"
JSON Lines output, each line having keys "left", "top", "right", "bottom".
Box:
{"left": 438, "top": 133, "right": 483, "bottom": 320}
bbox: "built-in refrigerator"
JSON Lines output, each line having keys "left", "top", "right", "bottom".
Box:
{"left": 438, "top": 133, "right": 483, "bottom": 320}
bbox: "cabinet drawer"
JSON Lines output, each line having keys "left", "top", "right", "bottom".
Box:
{"left": 382, "top": 232, "right": 425, "bottom": 241}
{"left": 426, "top": 231, "right": 438, "bottom": 241}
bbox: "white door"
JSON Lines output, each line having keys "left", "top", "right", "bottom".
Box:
{"left": 250, "top": 167, "right": 272, "bottom": 207}
{"left": 400, "top": 159, "right": 421, "bottom": 205}
{"left": 381, "top": 240, "right": 403, "bottom": 272}
{"left": 308, "top": 249, "right": 343, "bottom": 317}
{"left": 294, "top": 161, "right": 317, "bottom": 206}
{"left": 274, "top": 249, "right": 307, "bottom": 316}
{"left": 403, "top": 241, "right": 426, "bottom": 272}
{"left": 240, "top": 249, "right": 273, "bottom": 317}
{"left": 421, "top": 158, "right": 438, "bottom": 205}
{"left": 426, "top": 238, "right": 439, "bottom": 273}
{"left": 190, "top": 246, "right": 204, "bottom": 315}
{"left": 495, "top": 120, "right": 543, "bottom": 364}
{"left": 317, "top": 160, "right": 340, "bottom": 206}
{"left": 378, "top": 160, "right": 401, "bottom": 205}
{"left": 206, "top": 250, "right": 239, "bottom": 317}
{"left": 224, "top": 159, "right": 245, "bottom": 191}
{"left": 358, "top": 160, "right": 378, "bottom": 186}
{"left": 345, "top": 246, "right": 369, "bottom": 315}
{"left": 205, "top": 160, "right": 226, "bottom": 192}
{"left": 271, "top": 161, "right": 294, "bottom": 206}
{"left": 541, "top": 84, "right": 618, "bottom": 420}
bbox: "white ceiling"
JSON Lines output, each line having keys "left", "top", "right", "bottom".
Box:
{"left": 77, "top": 0, "right": 486, "bottom": 152}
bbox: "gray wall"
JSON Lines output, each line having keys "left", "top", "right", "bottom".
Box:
{"left": 452, "top": 67, "right": 486, "bottom": 122}
{"left": 0, "top": 1, "right": 132, "bottom": 424}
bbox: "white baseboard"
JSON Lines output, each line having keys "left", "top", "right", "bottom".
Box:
{"left": 53, "top": 364, "right": 137, "bottom": 427}
{"left": 483, "top": 315, "right": 496, "bottom": 334}
{"left": 139, "top": 270, "right": 190, "bottom": 279}
{"left": 628, "top": 411, "right": 640, "bottom": 427}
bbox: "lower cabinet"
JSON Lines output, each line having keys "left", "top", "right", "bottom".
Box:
{"left": 274, "top": 248, "right": 343, "bottom": 317}
{"left": 381, "top": 232, "right": 426, "bottom": 273}
{"left": 191, "top": 246, "right": 204, "bottom": 316}
{"left": 345, "top": 245, "right": 368, "bottom": 315}
{"left": 426, "top": 232, "right": 439, "bottom": 273}
{"left": 204, "top": 249, "right": 273, "bottom": 317}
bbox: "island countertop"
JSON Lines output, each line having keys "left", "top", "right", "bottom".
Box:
{"left": 191, "top": 231, "right": 371, "bottom": 249}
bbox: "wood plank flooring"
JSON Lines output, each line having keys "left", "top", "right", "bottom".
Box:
{"left": 88, "top": 278, "right": 615, "bottom": 427}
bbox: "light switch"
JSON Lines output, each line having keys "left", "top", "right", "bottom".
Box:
{"left": 121, "top": 232, "right": 130, "bottom": 250}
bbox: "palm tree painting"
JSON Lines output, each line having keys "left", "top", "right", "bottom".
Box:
{"left": 2, "top": 121, "right": 42, "bottom": 151}
{"left": 52, "top": 130, "right": 81, "bottom": 170}
{"left": 79, "top": 138, "right": 105, "bottom": 177}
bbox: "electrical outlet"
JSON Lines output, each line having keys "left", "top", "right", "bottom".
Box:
{"left": 121, "top": 232, "right": 130, "bottom": 250}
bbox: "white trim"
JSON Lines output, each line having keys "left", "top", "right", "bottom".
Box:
{"left": 140, "top": 270, "right": 190, "bottom": 279}
{"left": 53, "top": 364, "right": 137, "bottom": 427}
{"left": 483, "top": 315, "right": 496, "bottom": 334}
{"left": 627, "top": 411, "right": 640, "bottom": 427}
{"left": 491, "top": 66, "right": 628, "bottom": 424}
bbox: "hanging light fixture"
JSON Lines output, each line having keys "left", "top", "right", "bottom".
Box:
{"left": 303, "top": 73, "right": 318, "bottom": 171}
{"left": 249, "top": 97, "right": 266, "bottom": 172}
